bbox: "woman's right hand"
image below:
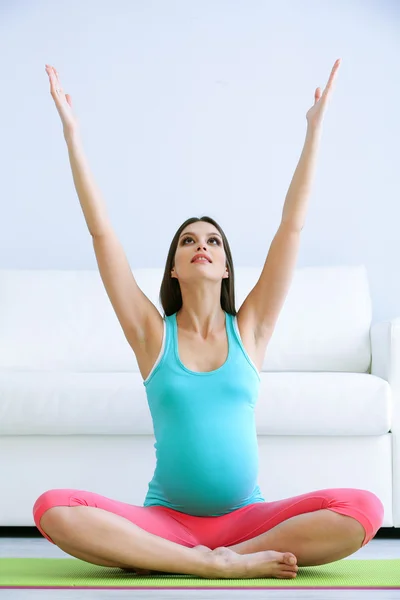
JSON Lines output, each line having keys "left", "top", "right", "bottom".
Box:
{"left": 45, "top": 64, "right": 78, "bottom": 135}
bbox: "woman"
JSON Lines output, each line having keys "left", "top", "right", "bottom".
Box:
{"left": 33, "top": 61, "right": 384, "bottom": 580}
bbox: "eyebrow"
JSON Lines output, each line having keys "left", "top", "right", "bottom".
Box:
{"left": 179, "top": 231, "right": 222, "bottom": 239}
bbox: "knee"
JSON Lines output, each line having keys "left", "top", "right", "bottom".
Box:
{"left": 33, "top": 489, "right": 72, "bottom": 536}
{"left": 348, "top": 489, "right": 385, "bottom": 542}
{"left": 41, "top": 506, "right": 73, "bottom": 536}
{"left": 355, "top": 489, "right": 385, "bottom": 528}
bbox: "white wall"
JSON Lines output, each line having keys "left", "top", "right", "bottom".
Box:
{"left": 0, "top": 0, "right": 399, "bottom": 324}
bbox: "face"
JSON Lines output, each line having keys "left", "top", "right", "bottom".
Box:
{"left": 171, "top": 221, "right": 229, "bottom": 283}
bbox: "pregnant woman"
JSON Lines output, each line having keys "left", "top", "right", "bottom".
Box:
{"left": 33, "top": 61, "right": 384, "bottom": 580}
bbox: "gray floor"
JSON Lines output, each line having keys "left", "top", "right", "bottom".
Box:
{"left": 1, "top": 536, "right": 400, "bottom": 600}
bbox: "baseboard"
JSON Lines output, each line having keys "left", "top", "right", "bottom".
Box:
{"left": 0, "top": 526, "right": 399, "bottom": 539}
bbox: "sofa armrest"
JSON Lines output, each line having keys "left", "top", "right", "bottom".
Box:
{"left": 370, "top": 317, "right": 400, "bottom": 435}
{"left": 371, "top": 318, "right": 400, "bottom": 381}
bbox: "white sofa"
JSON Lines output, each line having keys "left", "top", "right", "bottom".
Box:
{"left": 0, "top": 265, "right": 398, "bottom": 530}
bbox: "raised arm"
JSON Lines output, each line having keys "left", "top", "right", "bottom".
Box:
{"left": 44, "top": 64, "right": 162, "bottom": 350}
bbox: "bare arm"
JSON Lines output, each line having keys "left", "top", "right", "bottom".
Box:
{"left": 64, "top": 130, "right": 112, "bottom": 237}
{"left": 45, "top": 64, "right": 111, "bottom": 235}
{"left": 45, "top": 64, "right": 161, "bottom": 348}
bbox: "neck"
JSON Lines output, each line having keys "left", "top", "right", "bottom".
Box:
{"left": 176, "top": 306, "right": 225, "bottom": 338}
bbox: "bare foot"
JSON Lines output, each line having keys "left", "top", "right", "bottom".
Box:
{"left": 210, "top": 546, "right": 298, "bottom": 579}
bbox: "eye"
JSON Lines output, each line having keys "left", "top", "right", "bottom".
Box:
{"left": 209, "top": 237, "right": 221, "bottom": 245}
{"left": 182, "top": 236, "right": 221, "bottom": 245}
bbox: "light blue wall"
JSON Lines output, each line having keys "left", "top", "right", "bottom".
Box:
{"left": 0, "top": 0, "right": 398, "bottom": 324}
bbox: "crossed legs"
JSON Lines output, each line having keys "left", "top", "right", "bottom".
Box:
{"left": 33, "top": 487, "right": 384, "bottom": 573}
{"left": 223, "top": 487, "right": 384, "bottom": 566}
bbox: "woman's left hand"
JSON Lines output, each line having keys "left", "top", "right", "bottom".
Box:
{"left": 306, "top": 58, "right": 341, "bottom": 129}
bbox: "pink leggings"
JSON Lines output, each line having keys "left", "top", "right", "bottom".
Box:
{"left": 33, "top": 487, "right": 384, "bottom": 549}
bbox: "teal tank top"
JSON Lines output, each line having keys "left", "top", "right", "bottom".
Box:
{"left": 142, "top": 310, "right": 265, "bottom": 516}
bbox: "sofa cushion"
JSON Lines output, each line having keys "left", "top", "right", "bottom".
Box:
{"left": 0, "top": 265, "right": 372, "bottom": 373}
{"left": 0, "top": 371, "right": 390, "bottom": 436}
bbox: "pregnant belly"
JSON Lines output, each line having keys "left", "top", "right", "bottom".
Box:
{"left": 154, "top": 439, "right": 259, "bottom": 514}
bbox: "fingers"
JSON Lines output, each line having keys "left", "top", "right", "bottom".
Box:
{"left": 45, "top": 64, "right": 65, "bottom": 99}
{"left": 45, "top": 64, "right": 56, "bottom": 88}
{"left": 321, "top": 59, "right": 341, "bottom": 99}
{"left": 54, "top": 68, "right": 62, "bottom": 91}
{"left": 328, "top": 58, "right": 341, "bottom": 84}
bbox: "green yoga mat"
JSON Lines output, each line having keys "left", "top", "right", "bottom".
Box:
{"left": 1, "top": 558, "right": 400, "bottom": 589}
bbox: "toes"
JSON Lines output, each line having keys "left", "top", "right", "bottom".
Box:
{"left": 283, "top": 552, "right": 297, "bottom": 566}
{"left": 281, "top": 564, "right": 299, "bottom": 572}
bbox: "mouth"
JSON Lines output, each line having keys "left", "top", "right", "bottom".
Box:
{"left": 191, "top": 258, "right": 211, "bottom": 264}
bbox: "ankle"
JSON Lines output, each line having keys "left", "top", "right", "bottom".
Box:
{"left": 192, "top": 547, "right": 224, "bottom": 578}
{"left": 205, "top": 547, "right": 241, "bottom": 579}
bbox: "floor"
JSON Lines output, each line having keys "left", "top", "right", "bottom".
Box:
{"left": 1, "top": 528, "right": 400, "bottom": 600}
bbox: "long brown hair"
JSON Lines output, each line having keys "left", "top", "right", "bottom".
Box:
{"left": 159, "top": 216, "right": 237, "bottom": 317}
